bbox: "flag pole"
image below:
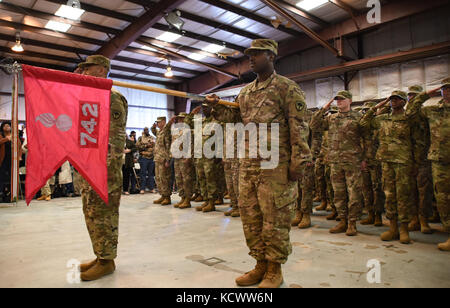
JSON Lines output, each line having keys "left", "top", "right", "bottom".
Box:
{"left": 112, "top": 80, "right": 239, "bottom": 109}
{"left": 10, "top": 62, "right": 21, "bottom": 203}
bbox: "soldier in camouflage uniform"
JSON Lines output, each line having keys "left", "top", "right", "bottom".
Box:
{"left": 405, "top": 78, "right": 450, "bottom": 251}
{"left": 361, "top": 91, "right": 416, "bottom": 244}
{"left": 359, "top": 102, "right": 384, "bottom": 227}
{"left": 406, "top": 86, "right": 433, "bottom": 234}
{"left": 151, "top": 116, "right": 172, "bottom": 205}
{"left": 292, "top": 109, "right": 314, "bottom": 228}
{"left": 184, "top": 108, "right": 203, "bottom": 203}
{"left": 223, "top": 123, "right": 240, "bottom": 217}
{"left": 172, "top": 113, "right": 189, "bottom": 208}
{"left": 311, "top": 92, "right": 365, "bottom": 236}
{"left": 76, "top": 55, "right": 128, "bottom": 281}
{"left": 206, "top": 39, "right": 312, "bottom": 288}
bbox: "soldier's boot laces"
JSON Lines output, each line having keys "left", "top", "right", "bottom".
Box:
{"left": 419, "top": 215, "right": 432, "bottom": 234}
{"left": 315, "top": 201, "right": 327, "bottom": 211}
{"left": 326, "top": 209, "right": 338, "bottom": 221}
{"left": 408, "top": 215, "right": 420, "bottom": 232}
{"left": 258, "top": 262, "right": 283, "bottom": 288}
{"left": 174, "top": 198, "right": 184, "bottom": 208}
{"left": 381, "top": 219, "right": 400, "bottom": 241}
{"left": 291, "top": 211, "right": 303, "bottom": 226}
{"left": 80, "top": 259, "right": 115, "bottom": 281}
{"left": 400, "top": 223, "right": 411, "bottom": 244}
{"left": 437, "top": 236, "right": 450, "bottom": 251}
{"left": 153, "top": 196, "right": 164, "bottom": 204}
{"left": 230, "top": 208, "right": 240, "bottom": 217}
{"left": 79, "top": 258, "right": 98, "bottom": 273}
{"left": 374, "top": 212, "right": 383, "bottom": 227}
{"left": 160, "top": 197, "right": 171, "bottom": 206}
{"left": 235, "top": 260, "right": 267, "bottom": 286}
{"left": 298, "top": 213, "right": 311, "bottom": 229}
{"left": 179, "top": 199, "right": 192, "bottom": 209}
{"left": 346, "top": 220, "right": 357, "bottom": 236}
{"left": 202, "top": 200, "right": 216, "bottom": 212}
{"left": 360, "top": 211, "right": 375, "bottom": 225}
{"left": 330, "top": 219, "right": 347, "bottom": 234}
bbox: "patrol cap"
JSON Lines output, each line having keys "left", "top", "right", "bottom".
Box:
{"left": 156, "top": 116, "right": 166, "bottom": 122}
{"left": 354, "top": 106, "right": 363, "bottom": 111}
{"left": 334, "top": 90, "right": 352, "bottom": 100}
{"left": 363, "top": 101, "right": 377, "bottom": 109}
{"left": 441, "top": 77, "right": 450, "bottom": 88}
{"left": 177, "top": 112, "right": 188, "bottom": 118}
{"left": 78, "top": 55, "right": 111, "bottom": 72}
{"left": 389, "top": 90, "right": 407, "bottom": 101}
{"left": 408, "top": 85, "right": 423, "bottom": 95}
{"left": 244, "top": 39, "right": 278, "bottom": 56}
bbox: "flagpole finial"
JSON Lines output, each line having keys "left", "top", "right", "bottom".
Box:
{"left": 11, "top": 61, "right": 22, "bottom": 74}
{"left": 0, "top": 59, "right": 22, "bottom": 75}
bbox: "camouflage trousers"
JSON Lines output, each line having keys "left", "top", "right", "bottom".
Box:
{"left": 174, "top": 159, "right": 185, "bottom": 198}
{"left": 431, "top": 162, "right": 450, "bottom": 232}
{"left": 82, "top": 186, "right": 121, "bottom": 260}
{"left": 196, "top": 158, "right": 220, "bottom": 200}
{"left": 330, "top": 163, "right": 363, "bottom": 221}
{"left": 239, "top": 161, "right": 297, "bottom": 264}
{"left": 217, "top": 161, "right": 226, "bottom": 199}
{"left": 155, "top": 161, "right": 171, "bottom": 198}
{"left": 411, "top": 161, "right": 433, "bottom": 218}
{"left": 314, "top": 159, "right": 327, "bottom": 202}
{"left": 297, "top": 163, "right": 314, "bottom": 214}
{"left": 382, "top": 162, "right": 414, "bottom": 223}
{"left": 181, "top": 158, "right": 196, "bottom": 200}
{"left": 73, "top": 170, "right": 82, "bottom": 195}
{"left": 325, "top": 163, "right": 335, "bottom": 209}
{"left": 223, "top": 159, "right": 239, "bottom": 208}
{"left": 362, "top": 162, "right": 384, "bottom": 214}
{"left": 41, "top": 179, "right": 51, "bottom": 196}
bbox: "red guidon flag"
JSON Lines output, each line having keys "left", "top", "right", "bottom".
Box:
{"left": 22, "top": 65, "right": 113, "bottom": 205}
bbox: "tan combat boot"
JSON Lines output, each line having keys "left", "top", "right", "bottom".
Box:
{"left": 174, "top": 198, "right": 185, "bottom": 208}
{"left": 326, "top": 209, "right": 338, "bottom": 221}
{"left": 419, "top": 216, "right": 432, "bottom": 234}
{"left": 80, "top": 259, "right": 115, "bottom": 281}
{"left": 230, "top": 208, "right": 240, "bottom": 217}
{"left": 330, "top": 219, "right": 347, "bottom": 234}
{"left": 298, "top": 213, "right": 311, "bottom": 229}
{"left": 79, "top": 258, "right": 98, "bottom": 272}
{"left": 196, "top": 201, "right": 208, "bottom": 211}
{"left": 224, "top": 194, "right": 231, "bottom": 200}
{"left": 179, "top": 199, "right": 192, "bottom": 209}
{"left": 374, "top": 212, "right": 383, "bottom": 227}
{"left": 408, "top": 215, "right": 420, "bottom": 231}
{"left": 315, "top": 201, "right": 327, "bottom": 211}
{"left": 291, "top": 211, "right": 303, "bottom": 226}
{"left": 437, "top": 236, "right": 450, "bottom": 251}
{"left": 202, "top": 200, "right": 216, "bottom": 212}
{"left": 194, "top": 195, "right": 204, "bottom": 202}
{"left": 160, "top": 197, "right": 171, "bottom": 206}
{"left": 235, "top": 260, "right": 267, "bottom": 286}
{"left": 381, "top": 218, "right": 400, "bottom": 241}
{"left": 215, "top": 198, "right": 224, "bottom": 205}
{"left": 360, "top": 211, "right": 375, "bottom": 225}
{"left": 313, "top": 195, "right": 321, "bottom": 203}
{"left": 37, "top": 195, "right": 48, "bottom": 201}
{"left": 45, "top": 195, "right": 51, "bottom": 201}
{"left": 258, "top": 262, "right": 283, "bottom": 288}
{"left": 224, "top": 208, "right": 233, "bottom": 216}
{"left": 400, "top": 223, "right": 411, "bottom": 244}
{"left": 346, "top": 220, "right": 357, "bottom": 236}
{"left": 153, "top": 196, "right": 164, "bottom": 204}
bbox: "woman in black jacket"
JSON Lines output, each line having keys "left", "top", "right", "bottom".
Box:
{"left": 123, "top": 134, "right": 138, "bottom": 194}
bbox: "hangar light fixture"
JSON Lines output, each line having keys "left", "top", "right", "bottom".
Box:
{"left": 45, "top": 20, "right": 71, "bottom": 32}
{"left": 11, "top": 33, "right": 24, "bottom": 53}
{"left": 164, "top": 59, "right": 174, "bottom": 78}
{"left": 203, "top": 44, "right": 224, "bottom": 54}
{"left": 296, "top": 0, "right": 328, "bottom": 11}
{"left": 55, "top": 4, "right": 85, "bottom": 20}
{"left": 156, "top": 32, "right": 181, "bottom": 43}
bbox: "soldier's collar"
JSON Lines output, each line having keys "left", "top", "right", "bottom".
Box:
{"left": 249, "top": 71, "right": 277, "bottom": 92}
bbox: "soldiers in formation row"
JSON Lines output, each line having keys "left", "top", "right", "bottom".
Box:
{"left": 151, "top": 79, "right": 450, "bottom": 253}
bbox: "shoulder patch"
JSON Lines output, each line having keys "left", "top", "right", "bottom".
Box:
{"left": 295, "top": 100, "right": 305, "bottom": 112}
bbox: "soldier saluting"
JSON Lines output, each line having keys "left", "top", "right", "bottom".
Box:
{"left": 205, "top": 39, "right": 312, "bottom": 288}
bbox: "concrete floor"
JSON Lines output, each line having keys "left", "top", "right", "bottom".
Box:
{"left": 0, "top": 193, "right": 449, "bottom": 288}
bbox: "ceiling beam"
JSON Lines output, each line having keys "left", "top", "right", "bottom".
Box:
{"left": 274, "top": 0, "right": 329, "bottom": 27}
{"left": 198, "top": 0, "right": 302, "bottom": 37}
{"left": 0, "top": 46, "right": 184, "bottom": 82}
{"left": 97, "top": 0, "right": 188, "bottom": 58}
{"left": 261, "top": 0, "right": 341, "bottom": 57}
{"left": 186, "top": 0, "right": 450, "bottom": 94}
{"left": 328, "top": 0, "right": 361, "bottom": 30}
{"left": 136, "top": 39, "right": 238, "bottom": 79}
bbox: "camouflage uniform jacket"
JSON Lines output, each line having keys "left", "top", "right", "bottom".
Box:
{"left": 212, "top": 72, "right": 312, "bottom": 167}
{"left": 152, "top": 123, "right": 171, "bottom": 163}
{"left": 311, "top": 109, "right": 365, "bottom": 164}
{"left": 405, "top": 93, "right": 450, "bottom": 163}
